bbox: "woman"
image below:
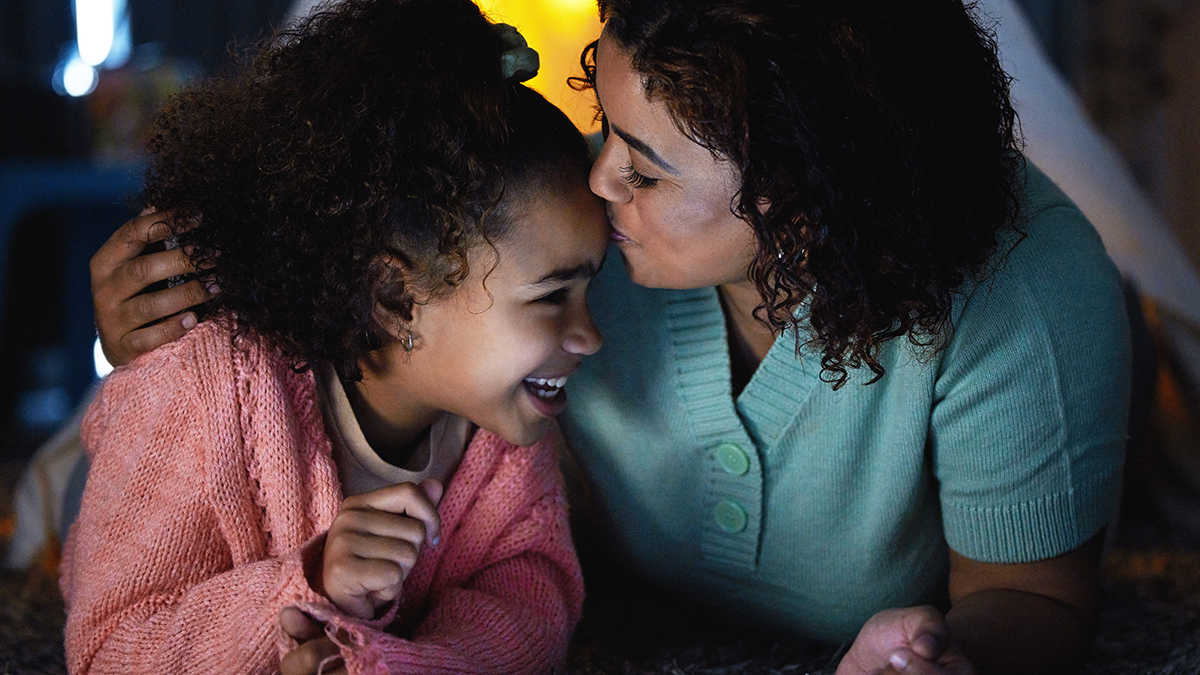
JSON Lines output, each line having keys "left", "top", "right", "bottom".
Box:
{"left": 90, "top": 0, "right": 1128, "bottom": 673}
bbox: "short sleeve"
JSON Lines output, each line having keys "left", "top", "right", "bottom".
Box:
{"left": 931, "top": 170, "right": 1130, "bottom": 563}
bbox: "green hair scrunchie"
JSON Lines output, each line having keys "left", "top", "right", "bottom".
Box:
{"left": 495, "top": 23, "right": 540, "bottom": 83}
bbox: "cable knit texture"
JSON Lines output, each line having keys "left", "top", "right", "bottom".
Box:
{"left": 60, "top": 321, "right": 583, "bottom": 675}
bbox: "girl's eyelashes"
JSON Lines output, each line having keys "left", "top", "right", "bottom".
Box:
{"left": 619, "top": 164, "right": 660, "bottom": 189}
{"left": 535, "top": 288, "right": 569, "bottom": 305}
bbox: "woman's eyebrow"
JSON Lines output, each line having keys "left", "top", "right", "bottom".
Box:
{"left": 609, "top": 122, "right": 680, "bottom": 176}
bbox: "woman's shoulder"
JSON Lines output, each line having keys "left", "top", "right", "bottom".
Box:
{"left": 956, "top": 161, "right": 1126, "bottom": 329}
{"left": 995, "top": 162, "right": 1120, "bottom": 286}
{"left": 938, "top": 160, "right": 1131, "bottom": 401}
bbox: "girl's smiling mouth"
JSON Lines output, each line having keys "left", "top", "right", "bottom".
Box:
{"left": 522, "top": 374, "right": 572, "bottom": 416}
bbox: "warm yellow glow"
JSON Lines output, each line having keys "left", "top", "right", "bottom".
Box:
{"left": 476, "top": 0, "right": 602, "bottom": 133}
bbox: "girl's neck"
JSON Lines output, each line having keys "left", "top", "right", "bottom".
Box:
{"left": 347, "top": 347, "right": 440, "bottom": 469}
{"left": 717, "top": 281, "right": 779, "bottom": 397}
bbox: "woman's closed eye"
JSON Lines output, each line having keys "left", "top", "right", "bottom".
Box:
{"left": 619, "top": 165, "right": 659, "bottom": 189}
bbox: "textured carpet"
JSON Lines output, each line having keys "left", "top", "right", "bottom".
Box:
{"left": 2, "top": 548, "right": 1199, "bottom": 675}
{"left": 3, "top": 451, "right": 1199, "bottom": 675}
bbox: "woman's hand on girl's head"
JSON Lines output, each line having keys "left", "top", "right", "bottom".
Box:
{"left": 320, "top": 479, "right": 444, "bottom": 620}
{"left": 836, "top": 606, "right": 977, "bottom": 675}
{"left": 278, "top": 607, "right": 348, "bottom": 675}
{"left": 91, "top": 209, "right": 215, "bottom": 367}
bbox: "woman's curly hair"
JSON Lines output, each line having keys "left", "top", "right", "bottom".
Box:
{"left": 579, "top": 0, "right": 1023, "bottom": 387}
{"left": 140, "top": 0, "right": 591, "bottom": 381}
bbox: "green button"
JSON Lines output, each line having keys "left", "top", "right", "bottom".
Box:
{"left": 714, "top": 499, "right": 748, "bottom": 533}
{"left": 715, "top": 442, "right": 750, "bottom": 476}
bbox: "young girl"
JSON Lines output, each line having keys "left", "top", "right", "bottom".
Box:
{"left": 59, "top": 1, "right": 608, "bottom": 673}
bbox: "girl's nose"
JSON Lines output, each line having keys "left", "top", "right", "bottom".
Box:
{"left": 589, "top": 137, "right": 631, "bottom": 205}
{"left": 564, "top": 304, "right": 603, "bottom": 356}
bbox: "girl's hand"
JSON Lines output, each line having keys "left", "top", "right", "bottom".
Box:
{"left": 279, "top": 607, "right": 347, "bottom": 675}
{"left": 320, "top": 479, "right": 444, "bottom": 619}
{"left": 91, "top": 209, "right": 213, "bottom": 367}
{"left": 836, "top": 606, "right": 977, "bottom": 675}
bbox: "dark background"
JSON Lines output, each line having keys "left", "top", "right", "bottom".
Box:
{"left": 0, "top": 0, "right": 1195, "bottom": 460}
{"left": 0, "top": 0, "right": 290, "bottom": 459}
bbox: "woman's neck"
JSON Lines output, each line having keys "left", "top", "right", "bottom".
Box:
{"left": 717, "top": 281, "right": 778, "bottom": 397}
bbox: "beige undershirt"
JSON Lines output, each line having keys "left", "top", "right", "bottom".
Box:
{"left": 314, "top": 363, "right": 471, "bottom": 498}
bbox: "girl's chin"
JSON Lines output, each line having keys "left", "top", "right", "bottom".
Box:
{"left": 494, "top": 418, "right": 553, "bottom": 448}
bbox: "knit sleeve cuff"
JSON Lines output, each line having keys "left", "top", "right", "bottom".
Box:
{"left": 273, "top": 532, "right": 402, "bottom": 673}
{"left": 942, "top": 464, "right": 1121, "bottom": 563}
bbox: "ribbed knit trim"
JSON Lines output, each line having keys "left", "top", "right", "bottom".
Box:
{"left": 666, "top": 288, "right": 764, "bottom": 574}
{"left": 736, "top": 328, "right": 819, "bottom": 447}
{"left": 941, "top": 464, "right": 1121, "bottom": 563}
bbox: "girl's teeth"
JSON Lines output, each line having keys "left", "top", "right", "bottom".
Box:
{"left": 525, "top": 376, "right": 568, "bottom": 389}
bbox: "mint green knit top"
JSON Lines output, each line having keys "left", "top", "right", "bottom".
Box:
{"left": 560, "top": 164, "right": 1130, "bottom": 643}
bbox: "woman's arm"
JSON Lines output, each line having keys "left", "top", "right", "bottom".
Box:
{"left": 945, "top": 531, "right": 1103, "bottom": 674}
{"left": 837, "top": 532, "right": 1102, "bottom": 675}
{"left": 839, "top": 171, "right": 1125, "bottom": 675}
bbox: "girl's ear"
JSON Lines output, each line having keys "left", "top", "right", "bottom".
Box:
{"left": 369, "top": 252, "right": 418, "bottom": 343}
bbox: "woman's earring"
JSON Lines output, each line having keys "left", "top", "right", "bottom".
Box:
{"left": 401, "top": 331, "right": 414, "bottom": 353}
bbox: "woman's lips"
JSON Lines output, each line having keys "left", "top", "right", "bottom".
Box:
{"left": 606, "top": 207, "right": 631, "bottom": 243}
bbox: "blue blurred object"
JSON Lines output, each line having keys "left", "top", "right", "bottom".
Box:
{"left": 0, "top": 161, "right": 143, "bottom": 427}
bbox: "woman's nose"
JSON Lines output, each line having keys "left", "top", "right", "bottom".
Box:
{"left": 589, "top": 137, "right": 631, "bottom": 205}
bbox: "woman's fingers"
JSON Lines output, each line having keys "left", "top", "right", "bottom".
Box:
{"left": 886, "top": 644, "right": 976, "bottom": 675}
{"left": 837, "top": 606, "right": 959, "bottom": 675}
{"left": 333, "top": 507, "right": 431, "bottom": 546}
{"left": 337, "top": 529, "right": 423, "bottom": 566}
{"left": 418, "top": 477, "right": 445, "bottom": 506}
{"left": 92, "top": 210, "right": 216, "bottom": 366}
{"left": 90, "top": 210, "right": 172, "bottom": 282}
{"left": 119, "top": 275, "right": 212, "bottom": 334}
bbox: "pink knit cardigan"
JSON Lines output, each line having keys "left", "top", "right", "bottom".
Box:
{"left": 61, "top": 322, "right": 584, "bottom": 675}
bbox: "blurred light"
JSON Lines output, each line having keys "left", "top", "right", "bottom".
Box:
{"left": 76, "top": 0, "right": 116, "bottom": 66}
{"left": 94, "top": 337, "right": 114, "bottom": 378}
{"left": 105, "top": 0, "right": 132, "bottom": 69}
{"left": 543, "top": 0, "right": 597, "bottom": 15}
{"left": 54, "top": 56, "right": 99, "bottom": 97}
{"left": 476, "top": 0, "right": 603, "bottom": 133}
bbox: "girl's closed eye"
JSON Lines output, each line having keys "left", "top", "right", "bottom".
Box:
{"left": 536, "top": 287, "right": 570, "bottom": 305}
{"left": 619, "top": 165, "right": 659, "bottom": 189}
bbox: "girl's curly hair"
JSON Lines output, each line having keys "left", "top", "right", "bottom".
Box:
{"left": 141, "top": 0, "right": 591, "bottom": 381}
{"left": 579, "top": 0, "right": 1023, "bottom": 387}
